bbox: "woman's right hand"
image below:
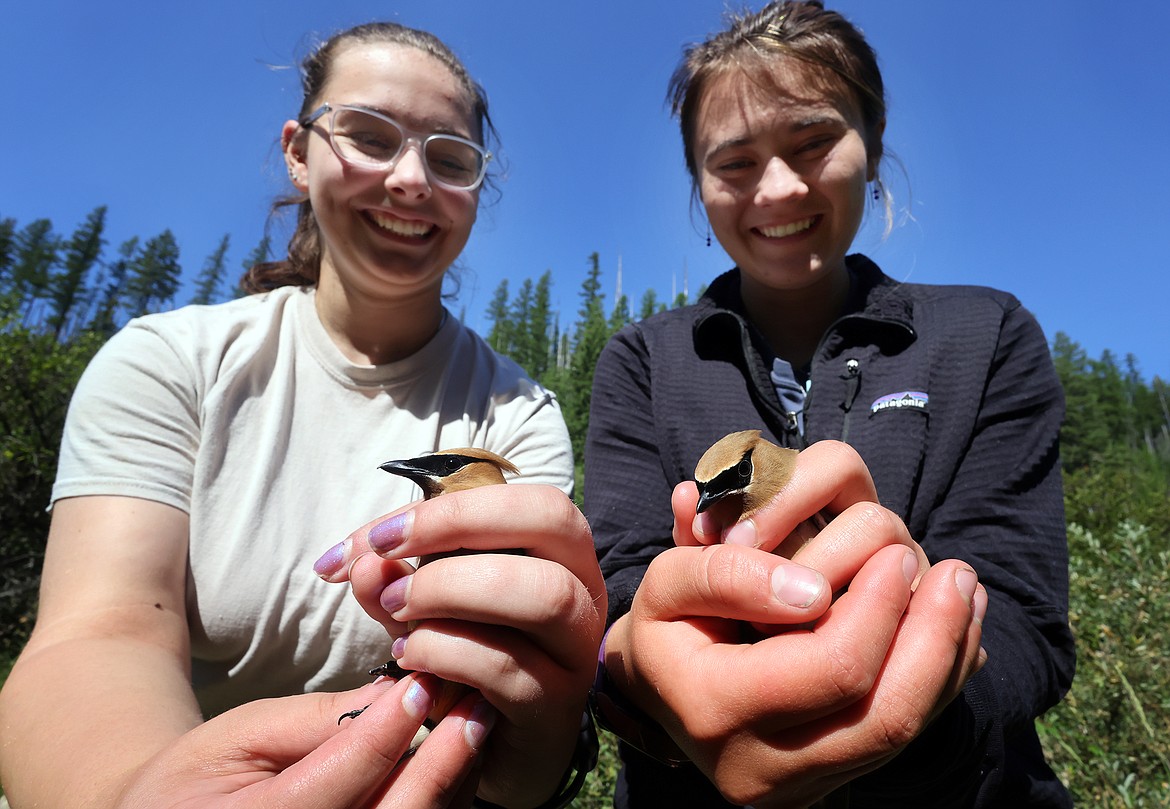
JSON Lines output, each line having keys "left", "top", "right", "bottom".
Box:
{"left": 116, "top": 673, "right": 491, "bottom": 809}
{"left": 607, "top": 441, "right": 987, "bottom": 808}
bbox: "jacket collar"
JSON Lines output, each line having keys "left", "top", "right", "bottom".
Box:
{"left": 694, "top": 255, "right": 916, "bottom": 358}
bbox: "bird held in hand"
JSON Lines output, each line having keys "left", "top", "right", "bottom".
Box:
{"left": 694, "top": 429, "right": 799, "bottom": 534}
{"left": 342, "top": 448, "right": 518, "bottom": 728}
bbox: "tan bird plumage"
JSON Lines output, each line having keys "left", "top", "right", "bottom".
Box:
{"left": 694, "top": 430, "right": 799, "bottom": 529}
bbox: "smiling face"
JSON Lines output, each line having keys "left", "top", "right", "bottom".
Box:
{"left": 284, "top": 41, "right": 481, "bottom": 305}
{"left": 695, "top": 57, "right": 876, "bottom": 298}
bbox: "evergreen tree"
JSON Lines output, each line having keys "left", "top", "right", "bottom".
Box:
{"left": 509, "top": 277, "right": 534, "bottom": 370}
{"left": 527, "top": 271, "right": 554, "bottom": 380}
{"left": 89, "top": 237, "right": 137, "bottom": 336}
{"left": 608, "top": 293, "right": 631, "bottom": 333}
{"left": 0, "top": 217, "right": 15, "bottom": 280}
{"left": 563, "top": 252, "right": 609, "bottom": 459}
{"left": 48, "top": 206, "right": 107, "bottom": 339}
{"left": 639, "top": 288, "right": 665, "bottom": 320}
{"left": 191, "top": 234, "right": 231, "bottom": 305}
{"left": 237, "top": 234, "right": 272, "bottom": 297}
{"left": 11, "top": 218, "right": 59, "bottom": 326}
{"left": 0, "top": 217, "right": 18, "bottom": 314}
{"left": 485, "top": 278, "right": 511, "bottom": 354}
{"left": 125, "top": 230, "right": 181, "bottom": 317}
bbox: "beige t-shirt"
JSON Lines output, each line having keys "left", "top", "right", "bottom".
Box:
{"left": 53, "top": 286, "right": 573, "bottom": 716}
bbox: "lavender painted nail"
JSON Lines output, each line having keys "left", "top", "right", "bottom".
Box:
{"left": 369, "top": 512, "right": 412, "bottom": 554}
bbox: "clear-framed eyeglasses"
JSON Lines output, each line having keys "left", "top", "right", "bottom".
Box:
{"left": 300, "top": 103, "right": 492, "bottom": 191}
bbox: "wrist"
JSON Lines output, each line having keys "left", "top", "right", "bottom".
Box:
{"left": 588, "top": 620, "right": 689, "bottom": 767}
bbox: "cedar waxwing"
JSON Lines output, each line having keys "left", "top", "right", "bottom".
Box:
{"left": 343, "top": 448, "right": 518, "bottom": 728}
{"left": 694, "top": 430, "right": 799, "bottom": 537}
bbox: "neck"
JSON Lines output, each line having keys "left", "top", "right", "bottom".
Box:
{"left": 740, "top": 265, "right": 849, "bottom": 370}
{"left": 314, "top": 274, "right": 445, "bottom": 366}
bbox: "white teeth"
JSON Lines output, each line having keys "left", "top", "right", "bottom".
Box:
{"left": 369, "top": 211, "right": 432, "bottom": 237}
{"left": 760, "top": 217, "right": 814, "bottom": 238}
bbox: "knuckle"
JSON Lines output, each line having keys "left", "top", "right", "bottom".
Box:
{"left": 824, "top": 646, "right": 875, "bottom": 703}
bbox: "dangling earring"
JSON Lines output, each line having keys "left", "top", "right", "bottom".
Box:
{"left": 872, "top": 184, "right": 881, "bottom": 201}
{"left": 706, "top": 223, "right": 712, "bottom": 247}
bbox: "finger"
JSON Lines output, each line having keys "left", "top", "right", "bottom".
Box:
{"left": 787, "top": 502, "right": 928, "bottom": 593}
{"left": 265, "top": 675, "right": 446, "bottom": 808}
{"left": 349, "top": 551, "right": 416, "bottom": 638}
{"left": 372, "top": 690, "right": 494, "bottom": 809}
{"left": 636, "top": 544, "right": 832, "bottom": 625}
{"left": 813, "top": 561, "right": 985, "bottom": 758}
{"left": 717, "top": 440, "right": 879, "bottom": 550}
{"left": 322, "top": 485, "right": 603, "bottom": 600}
{"left": 672, "top": 482, "right": 706, "bottom": 546}
{"left": 385, "top": 553, "right": 602, "bottom": 673}
{"left": 636, "top": 544, "right": 917, "bottom": 738}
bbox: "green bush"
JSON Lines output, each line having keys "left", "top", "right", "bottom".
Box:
{"left": 0, "top": 325, "right": 105, "bottom": 658}
{"left": 1039, "top": 520, "right": 1170, "bottom": 806}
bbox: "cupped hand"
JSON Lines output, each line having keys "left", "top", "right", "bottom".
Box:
{"left": 609, "top": 440, "right": 987, "bottom": 808}
{"left": 116, "top": 674, "right": 490, "bottom": 809}
{"left": 317, "top": 483, "right": 606, "bottom": 807}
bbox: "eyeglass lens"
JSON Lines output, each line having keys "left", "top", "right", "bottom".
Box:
{"left": 330, "top": 107, "right": 484, "bottom": 188}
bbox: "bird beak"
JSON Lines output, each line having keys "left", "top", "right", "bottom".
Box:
{"left": 378, "top": 459, "right": 432, "bottom": 487}
{"left": 695, "top": 484, "right": 727, "bottom": 514}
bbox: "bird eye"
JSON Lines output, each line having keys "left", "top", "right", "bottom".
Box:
{"left": 442, "top": 457, "right": 463, "bottom": 473}
{"left": 737, "top": 458, "right": 753, "bottom": 482}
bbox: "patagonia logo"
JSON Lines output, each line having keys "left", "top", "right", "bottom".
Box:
{"left": 871, "top": 391, "right": 929, "bottom": 414}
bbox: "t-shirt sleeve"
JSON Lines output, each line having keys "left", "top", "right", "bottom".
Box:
{"left": 52, "top": 320, "right": 201, "bottom": 512}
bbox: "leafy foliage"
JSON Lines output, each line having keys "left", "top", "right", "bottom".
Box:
{"left": 1, "top": 207, "right": 1168, "bottom": 805}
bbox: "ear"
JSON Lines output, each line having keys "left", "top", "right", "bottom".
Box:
{"left": 282, "top": 120, "right": 309, "bottom": 193}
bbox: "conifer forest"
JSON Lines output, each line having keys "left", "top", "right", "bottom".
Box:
{"left": 1, "top": 209, "right": 1168, "bottom": 805}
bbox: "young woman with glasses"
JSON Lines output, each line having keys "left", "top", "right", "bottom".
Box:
{"left": 585, "top": 1, "right": 1073, "bottom": 806}
{"left": 0, "top": 22, "right": 604, "bottom": 808}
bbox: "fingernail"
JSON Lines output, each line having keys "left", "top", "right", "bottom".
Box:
{"left": 313, "top": 540, "right": 348, "bottom": 579}
{"left": 772, "top": 563, "right": 825, "bottom": 608}
{"left": 370, "top": 512, "right": 412, "bottom": 554}
{"left": 381, "top": 576, "right": 410, "bottom": 615}
{"left": 401, "top": 676, "right": 435, "bottom": 721}
{"left": 955, "top": 568, "right": 978, "bottom": 605}
{"left": 464, "top": 698, "right": 498, "bottom": 749}
{"left": 902, "top": 550, "right": 920, "bottom": 585}
{"left": 724, "top": 518, "right": 758, "bottom": 547}
{"left": 972, "top": 584, "right": 988, "bottom": 626}
{"left": 391, "top": 634, "right": 408, "bottom": 660}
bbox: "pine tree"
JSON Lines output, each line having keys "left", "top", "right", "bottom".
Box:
{"left": 48, "top": 206, "right": 107, "bottom": 340}
{"left": 125, "top": 230, "right": 182, "bottom": 317}
{"left": 485, "top": 278, "right": 511, "bottom": 354}
{"left": 89, "top": 237, "right": 137, "bottom": 335}
{"left": 11, "top": 219, "right": 59, "bottom": 326}
{"left": 191, "top": 234, "right": 231, "bottom": 305}
{"left": 563, "top": 252, "right": 609, "bottom": 460}
{"left": 526, "top": 271, "right": 554, "bottom": 380}
{"left": 237, "top": 234, "right": 272, "bottom": 297}
{"left": 509, "top": 277, "right": 534, "bottom": 371}
{"left": 0, "top": 217, "right": 18, "bottom": 315}
{"left": 639, "top": 288, "right": 665, "bottom": 320}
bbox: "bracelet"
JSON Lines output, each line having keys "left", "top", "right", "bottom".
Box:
{"left": 588, "top": 624, "right": 689, "bottom": 767}
{"left": 472, "top": 707, "right": 598, "bottom": 809}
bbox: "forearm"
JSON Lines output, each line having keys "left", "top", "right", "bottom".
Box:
{"left": 0, "top": 617, "right": 201, "bottom": 808}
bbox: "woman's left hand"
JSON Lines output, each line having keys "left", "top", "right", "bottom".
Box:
{"left": 320, "top": 483, "right": 606, "bottom": 808}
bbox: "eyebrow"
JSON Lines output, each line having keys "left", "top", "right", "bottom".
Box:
{"left": 705, "top": 114, "right": 845, "bottom": 159}
{"left": 346, "top": 103, "right": 473, "bottom": 140}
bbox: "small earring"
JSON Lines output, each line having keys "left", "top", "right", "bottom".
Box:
{"left": 706, "top": 224, "right": 712, "bottom": 247}
{"left": 872, "top": 186, "right": 881, "bottom": 201}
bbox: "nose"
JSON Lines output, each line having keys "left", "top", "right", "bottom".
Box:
{"left": 385, "top": 138, "right": 432, "bottom": 201}
{"left": 755, "top": 156, "right": 808, "bottom": 205}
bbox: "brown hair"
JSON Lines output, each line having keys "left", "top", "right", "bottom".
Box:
{"left": 668, "top": 1, "right": 888, "bottom": 209}
{"left": 241, "top": 22, "right": 497, "bottom": 294}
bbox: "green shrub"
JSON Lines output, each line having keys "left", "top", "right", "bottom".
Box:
{"left": 1039, "top": 520, "right": 1170, "bottom": 806}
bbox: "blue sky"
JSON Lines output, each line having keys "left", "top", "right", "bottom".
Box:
{"left": 4, "top": 1, "right": 1168, "bottom": 380}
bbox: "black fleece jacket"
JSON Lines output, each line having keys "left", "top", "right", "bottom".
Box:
{"left": 585, "top": 256, "right": 1074, "bottom": 808}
